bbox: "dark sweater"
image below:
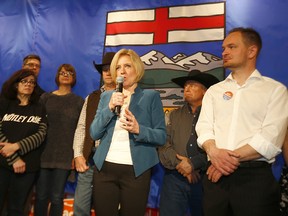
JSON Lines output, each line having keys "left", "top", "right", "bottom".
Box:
{"left": 40, "top": 92, "right": 84, "bottom": 170}
{"left": 0, "top": 99, "right": 47, "bottom": 172}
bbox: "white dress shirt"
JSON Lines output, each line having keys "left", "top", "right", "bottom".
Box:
{"left": 196, "top": 69, "right": 288, "bottom": 163}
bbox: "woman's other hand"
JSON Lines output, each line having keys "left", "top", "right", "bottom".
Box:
{"left": 120, "top": 108, "right": 139, "bottom": 134}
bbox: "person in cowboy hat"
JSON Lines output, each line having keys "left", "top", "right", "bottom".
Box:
{"left": 158, "top": 70, "right": 219, "bottom": 216}
{"left": 73, "top": 52, "right": 116, "bottom": 216}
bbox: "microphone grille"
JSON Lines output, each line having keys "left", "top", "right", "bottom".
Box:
{"left": 116, "top": 76, "right": 124, "bottom": 83}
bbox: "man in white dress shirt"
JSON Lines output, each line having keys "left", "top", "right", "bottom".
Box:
{"left": 196, "top": 27, "right": 288, "bottom": 216}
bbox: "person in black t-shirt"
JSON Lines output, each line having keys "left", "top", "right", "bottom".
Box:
{"left": 0, "top": 69, "right": 47, "bottom": 215}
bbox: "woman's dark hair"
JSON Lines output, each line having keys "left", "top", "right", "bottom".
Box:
{"left": 1, "top": 69, "right": 39, "bottom": 104}
{"left": 55, "top": 64, "right": 77, "bottom": 87}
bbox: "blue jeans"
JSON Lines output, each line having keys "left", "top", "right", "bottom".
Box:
{"left": 34, "top": 168, "right": 70, "bottom": 216}
{"left": 159, "top": 170, "right": 203, "bottom": 216}
{"left": 73, "top": 165, "right": 94, "bottom": 216}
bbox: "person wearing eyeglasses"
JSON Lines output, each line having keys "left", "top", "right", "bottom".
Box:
{"left": 22, "top": 54, "right": 41, "bottom": 77}
{"left": 21, "top": 54, "right": 46, "bottom": 216}
{"left": 0, "top": 55, "right": 44, "bottom": 103}
{"left": 34, "top": 64, "right": 84, "bottom": 216}
{"left": 22, "top": 54, "right": 45, "bottom": 96}
{"left": 0, "top": 69, "right": 47, "bottom": 215}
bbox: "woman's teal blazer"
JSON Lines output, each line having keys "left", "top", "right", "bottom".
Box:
{"left": 90, "top": 86, "right": 166, "bottom": 177}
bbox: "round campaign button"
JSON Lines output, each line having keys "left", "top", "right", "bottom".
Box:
{"left": 223, "top": 91, "right": 233, "bottom": 100}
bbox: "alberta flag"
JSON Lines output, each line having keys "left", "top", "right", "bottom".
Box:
{"left": 105, "top": 2, "right": 225, "bottom": 46}
{"left": 103, "top": 2, "right": 226, "bottom": 110}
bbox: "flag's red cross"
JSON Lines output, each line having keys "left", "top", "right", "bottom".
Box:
{"left": 106, "top": 7, "right": 225, "bottom": 44}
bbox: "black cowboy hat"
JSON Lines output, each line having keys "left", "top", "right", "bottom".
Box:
{"left": 93, "top": 52, "right": 116, "bottom": 74}
{"left": 171, "top": 70, "right": 220, "bottom": 89}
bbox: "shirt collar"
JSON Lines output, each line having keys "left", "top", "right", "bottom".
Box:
{"left": 225, "top": 69, "right": 263, "bottom": 84}
{"left": 185, "top": 103, "right": 201, "bottom": 114}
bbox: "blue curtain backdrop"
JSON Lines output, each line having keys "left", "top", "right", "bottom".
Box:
{"left": 0, "top": 0, "right": 287, "bottom": 208}
{"left": 0, "top": 0, "right": 287, "bottom": 96}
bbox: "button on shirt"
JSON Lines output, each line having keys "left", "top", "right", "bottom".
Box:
{"left": 196, "top": 70, "right": 288, "bottom": 163}
{"left": 159, "top": 104, "right": 207, "bottom": 171}
{"left": 186, "top": 108, "right": 206, "bottom": 169}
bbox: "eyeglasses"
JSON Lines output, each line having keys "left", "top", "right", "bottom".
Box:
{"left": 102, "top": 65, "right": 110, "bottom": 72}
{"left": 25, "top": 63, "right": 41, "bottom": 69}
{"left": 59, "top": 71, "right": 74, "bottom": 77}
{"left": 19, "top": 79, "right": 36, "bottom": 86}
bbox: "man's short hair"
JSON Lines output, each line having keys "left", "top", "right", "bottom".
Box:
{"left": 229, "top": 27, "right": 262, "bottom": 56}
{"left": 23, "top": 54, "right": 41, "bottom": 64}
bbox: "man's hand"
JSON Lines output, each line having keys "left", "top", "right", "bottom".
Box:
{"left": 74, "top": 156, "right": 89, "bottom": 172}
{"left": 206, "top": 164, "right": 223, "bottom": 183}
{"left": 176, "top": 154, "right": 193, "bottom": 177}
{"left": 0, "top": 142, "right": 20, "bottom": 157}
{"left": 13, "top": 158, "right": 26, "bottom": 173}
{"left": 204, "top": 142, "right": 240, "bottom": 175}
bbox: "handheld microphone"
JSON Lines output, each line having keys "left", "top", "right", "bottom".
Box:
{"left": 115, "top": 76, "right": 124, "bottom": 115}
